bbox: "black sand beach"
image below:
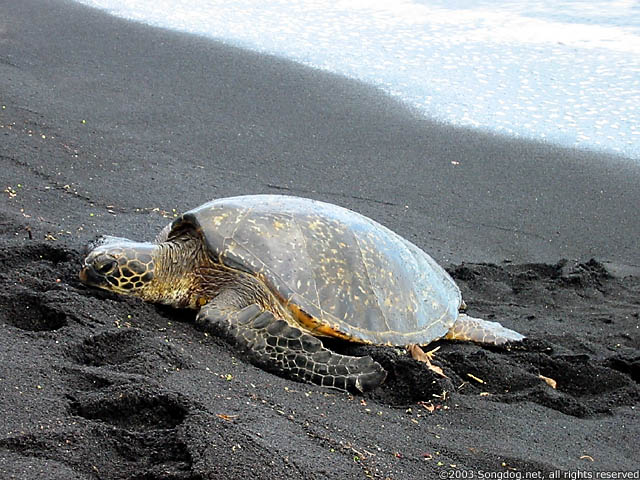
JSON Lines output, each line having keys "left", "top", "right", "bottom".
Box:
{"left": 1, "top": 0, "right": 639, "bottom": 478}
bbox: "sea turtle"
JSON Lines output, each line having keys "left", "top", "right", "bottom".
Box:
{"left": 79, "top": 194, "right": 524, "bottom": 392}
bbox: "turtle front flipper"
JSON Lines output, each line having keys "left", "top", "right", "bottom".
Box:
{"left": 444, "top": 313, "right": 525, "bottom": 345}
{"left": 196, "top": 303, "right": 387, "bottom": 393}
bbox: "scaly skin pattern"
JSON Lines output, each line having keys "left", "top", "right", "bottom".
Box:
{"left": 80, "top": 243, "right": 156, "bottom": 292}
{"left": 197, "top": 303, "right": 386, "bottom": 393}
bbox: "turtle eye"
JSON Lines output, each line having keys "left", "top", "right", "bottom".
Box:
{"left": 95, "top": 258, "right": 118, "bottom": 275}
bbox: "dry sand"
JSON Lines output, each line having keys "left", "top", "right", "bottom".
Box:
{"left": 1, "top": 0, "right": 638, "bottom": 478}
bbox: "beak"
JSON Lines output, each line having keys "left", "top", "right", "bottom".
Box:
{"left": 78, "top": 263, "right": 108, "bottom": 287}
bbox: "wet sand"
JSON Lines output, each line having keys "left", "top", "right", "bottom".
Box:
{"left": 1, "top": 0, "right": 639, "bottom": 478}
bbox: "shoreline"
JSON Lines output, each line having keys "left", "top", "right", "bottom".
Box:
{"left": 70, "top": 0, "right": 640, "bottom": 160}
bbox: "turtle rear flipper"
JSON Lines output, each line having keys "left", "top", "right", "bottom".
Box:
{"left": 444, "top": 314, "right": 525, "bottom": 345}
{"left": 196, "top": 303, "right": 387, "bottom": 393}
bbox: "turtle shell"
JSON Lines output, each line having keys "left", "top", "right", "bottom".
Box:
{"left": 170, "top": 195, "right": 461, "bottom": 346}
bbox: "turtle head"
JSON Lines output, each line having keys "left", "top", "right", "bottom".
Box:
{"left": 80, "top": 236, "right": 156, "bottom": 296}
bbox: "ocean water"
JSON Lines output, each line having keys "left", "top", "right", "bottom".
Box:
{"left": 73, "top": 0, "right": 640, "bottom": 159}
